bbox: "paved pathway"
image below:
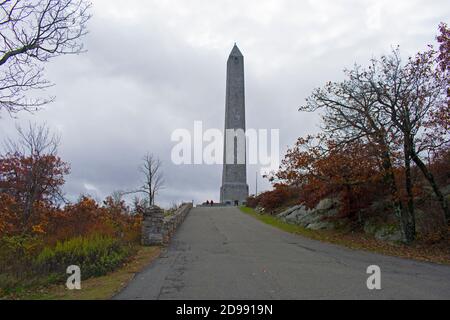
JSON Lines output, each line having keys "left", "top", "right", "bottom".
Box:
{"left": 115, "top": 207, "right": 450, "bottom": 300}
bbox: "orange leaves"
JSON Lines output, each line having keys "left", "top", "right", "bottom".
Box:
{"left": 271, "top": 136, "right": 385, "bottom": 218}
{"left": 0, "top": 154, "right": 70, "bottom": 194}
{"left": 247, "top": 185, "right": 299, "bottom": 213}
{"left": 0, "top": 150, "right": 140, "bottom": 242}
{"left": 0, "top": 152, "right": 70, "bottom": 231}
{"left": 0, "top": 193, "right": 21, "bottom": 236}
{"left": 31, "top": 224, "right": 45, "bottom": 235}
{"left": 42, "top": 196, "right": 138, "bottom": 244}
{"left": 0, "top": 193, "right": 141, "bottom": 246}
{"left": 259, "top": 185, "right": 295, "bottom": 212}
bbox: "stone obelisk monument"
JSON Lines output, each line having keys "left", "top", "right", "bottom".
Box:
{"left": 220, "top": 44, "right": 249, "bottom": 205}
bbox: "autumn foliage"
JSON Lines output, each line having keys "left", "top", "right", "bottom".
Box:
{"left": 277, "top": 138, "right": 384, "bottom": 218}
{"left": 0, "top": 155, "right": 141, "bottom": 243}
{"left": 247, "top": 184, "right": 297, "bottom": 212}
{"left": 0, "top": 190, "right": 142, "bottom": 288}
{"left": 0, "top": 130, "right": 141, "bottom": 292}
{"left": 0, "top": 153, "right": 70, "bottom": 233}
{"left": 252, "top": 24, "right": 450, "bottom": 243}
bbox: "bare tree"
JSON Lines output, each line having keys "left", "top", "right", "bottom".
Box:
{"left": 122, "top": 154, "right": 165, "bottom": 207}
{"left": 131, "top": 195, "right": 148, "bottom": 215}
{"left": 301, "top": 63, "right": 410, "bottom": 242}
{"left": 1, "top": 122, "right": 69, "bottom": 224}
{"left": 4, "top": 121, "right": 59, "bottom": 155}
{"left": 0, "top": 0, "right": 92, "bottom": 115}
{"left": 365, "top": 50, "right": 449, "bottom": 225}
{"left": 109, "top": 190, "right": 125, "bottom": 205}
{"left": 302, "top": 48, "right": 449, "bottom": 242}
{"left": 138, "top": 154, "right": 164, "bottom": 206}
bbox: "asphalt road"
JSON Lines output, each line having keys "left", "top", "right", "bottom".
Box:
{"left": 115, "top": 206, "right": 450, "bottom": 300}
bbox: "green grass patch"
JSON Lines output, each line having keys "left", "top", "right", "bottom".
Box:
{"left": 240, "top": 206, "right": 320, "bottom": 238}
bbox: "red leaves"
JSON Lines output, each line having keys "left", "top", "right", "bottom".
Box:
{"left": 247, "top": 184, "right": 298, "bottom": 213}
{"left": 0, "top": 194, "right": 142, "bottom": 245}
{"left": 437, "top": 22, "right": 450, "bottom": 74}
{"left": 0, "top": 152, "right": 70, "bottom": 234}
{"left": 0, "top": 153, "right": 70, "bottom": 205}
{"left": 419, "top": 22, "right": 450, "bottom": 151}
{"left": 270, "top": 137, "right": 384, "bottom": 218}
{"left": 0, "top": 134, "right": 141, "bottom": 244}
{"left": 0, "top": 193, "right": 21, "bottom": 236}
{"left": 260, "top": 185, "right": 295, "bottom": 212}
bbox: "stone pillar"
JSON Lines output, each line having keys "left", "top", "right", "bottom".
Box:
{"left": 142, "top": 206, "right": 164, "bottom": 246}
{"left": 220, "top": 44, "right": 249, "bottom": 205}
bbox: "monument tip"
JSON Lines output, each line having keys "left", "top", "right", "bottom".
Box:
{"left": 229, "top": 43, "right": 243, "bottom": 57}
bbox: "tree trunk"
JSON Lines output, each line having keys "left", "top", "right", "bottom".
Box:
{"left": 410, "top": 148, "right": 450, "bottom": 225}
{"left": 402, "top": 138, "right": 416, "bottom": 244}
{"left": 379, "top": 147, "right": 409, "bottom": 237}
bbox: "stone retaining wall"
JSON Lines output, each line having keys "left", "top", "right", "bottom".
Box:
{"left": 142, "top": 203, "right": 193, "bottom": 246}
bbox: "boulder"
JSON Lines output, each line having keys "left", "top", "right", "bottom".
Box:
{"left": 374, "top": 226, "right": 403, "bottom": 242}
{"left": 316, "top": 198, "right": 338, "bottom": 211}
{"left": 363, "top": 217, "right": 379, "bottom": 235}
{"left": 364, "top": 218, "right": 403, "bottom": 243}
{"left": 296, "top": 210, "right": 317, "bottom": 227}
{"left": 278, "top": 198, "right": 347, "bottom": 231}
{"left": 277, "top": 205, "right": 303, "bottom": 218}
{"left": 277, "top": 197, "right": 406, "bottom": 239}
{"left": 284, "top": 207, "right": 306, "bottom": 223}
{"left": 255, "top": 206, "right": 265, "bottom": 214}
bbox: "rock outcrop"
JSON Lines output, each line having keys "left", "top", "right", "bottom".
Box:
{"left": 278, "top": 198, "right": 403, "bottom": 242}
{"left": 363, "top": 217, "right": 402, "bottom": 242}
{"left": 277, "top": 198, "right": 346, "bottom": 230}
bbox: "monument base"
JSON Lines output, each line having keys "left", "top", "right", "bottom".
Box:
{"left": 220, "top": 183, "right": 249, "bottom": 206}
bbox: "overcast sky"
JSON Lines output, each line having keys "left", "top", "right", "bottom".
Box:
{"left": 0, "top": 0, "right": 448, "bottom": 207}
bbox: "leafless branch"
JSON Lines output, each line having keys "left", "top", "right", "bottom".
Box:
{"left": 0, "top": 0, "right": 92, "bottom": 115}
{"left": 123, "top": 153, "right": 165, "bottom": 207}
